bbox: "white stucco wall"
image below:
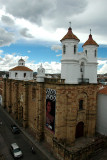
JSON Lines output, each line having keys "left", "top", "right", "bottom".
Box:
{"left": 9, "top": 71, "right": 33, "bottom": 81}
{"left": 85, "top": 64, "right": 97, "bottom": 83}
{"left": 83, "top": 45, "right": 98, "bottom": 63}
{"left": 61, "top": 60, "right": 80, "bottom": 84}
{"left": 96, "top": 94, "right": 107, "bottom": 135}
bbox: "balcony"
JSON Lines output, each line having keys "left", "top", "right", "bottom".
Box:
{"left": 78, "top": 78, "right": 89, "bottom": 84}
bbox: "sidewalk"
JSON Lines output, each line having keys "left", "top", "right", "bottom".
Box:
{"left": 1, "top": 107, "right": 57, "bottom": 160}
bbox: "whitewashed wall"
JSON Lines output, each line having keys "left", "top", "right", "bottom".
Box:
{"left": 96, "top": 94, "right": 107, "bottom": 135}
{"left": 9, "top": 71, "right": 33, "bottom": 81}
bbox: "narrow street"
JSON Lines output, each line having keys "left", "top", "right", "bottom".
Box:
{"left": 0, "top": 106, "right": 48, "bottom": 160}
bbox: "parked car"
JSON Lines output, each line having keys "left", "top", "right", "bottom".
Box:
{"left": 11, "top": 124, "right": 20, "bottom": 134}
{"left": 10, "top": 143, "right": 23, "bottom": 159}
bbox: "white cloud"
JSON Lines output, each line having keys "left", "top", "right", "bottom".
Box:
{"left": 1, "top": 15, "right": 14, "bottom": 26}
{"left": 27, "top": 50, "right": 31, "bottom": 53}
{"left": 56, "top": 54, "right": 62, "bottom": 57}
{"left": 98, "top": 60, "right": 107, "bottom": 66}
{"left": 98, "top": 63, "right": 107, "bottom": 74}
{"left": 20, "top": 28, "right": 34, "bottom": 38}
{"left": 0, "top": 54, "right": 61, "bottom": 73}
{"left": 97, "top": 60, "right": 107, "bottom": 74}
{"left": 0, "top": 28, "right": 15, "bottom": 46}
{"left": 51, "top": 45, "right": 62, "bottom": 52}
{"left": 0, "top": 50, "right": 3, "bottom": 55}
{"left": 0, "top": 0, "right": 107, "bottom": 45}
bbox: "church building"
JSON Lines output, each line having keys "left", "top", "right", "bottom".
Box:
{"left": 2, "top": 27, "right": 99, "bottom": 160}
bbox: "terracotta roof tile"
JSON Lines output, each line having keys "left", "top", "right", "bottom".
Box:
{"left": 9, "top": 66, "right": 33, "bottom": 71}
{"left": 60, "top": 27, "right": 80, "bottom": 42}
{"left": 82, "top": 34, "right": 99, "bottom": 47}
{"left": 98, "top": 86, "right": 107, "bottom": 95}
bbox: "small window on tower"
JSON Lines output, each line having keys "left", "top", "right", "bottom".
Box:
{"left": 79, "top": 100, "right": 83, "bottom": 110}
{"left": 24, "top": 73, "right": 26, "bottom": 77}
{"left": 63, "top": 45, "right": 66, "bottom": 54}
{"left": 15, "top": 73, "right": 18, "bottom": 77}
{"left": 74, "top": 45, "right": 76, "bottom": 54}
{"left": 95, "top": 50, "right": 97, "bottom": 57}
{"left": 85, "top": 50, "right": 87, "bottom": 55}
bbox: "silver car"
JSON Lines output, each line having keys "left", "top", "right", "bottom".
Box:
{"left": 10, "top": 143, "right": 23, "bottom": 159}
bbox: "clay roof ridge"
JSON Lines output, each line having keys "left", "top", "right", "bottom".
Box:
{"left": 9, "top": 66, "right": 33, "bottom": 71}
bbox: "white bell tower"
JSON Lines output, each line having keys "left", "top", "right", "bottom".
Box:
{"left": 82, "top": 29, "right": 99, "bottom": 83}
{"left": 60, "top": 26, "right": 80, "bottom": 84}
{"left": 60, "top": 27, "right": 99, "bottom": 84}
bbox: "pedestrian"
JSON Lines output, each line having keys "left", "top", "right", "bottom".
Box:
{"left": 31, "top": 146, "right": 35, "bottom": 154}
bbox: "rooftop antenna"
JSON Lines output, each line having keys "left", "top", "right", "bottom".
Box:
{"left": 90, "top": 29, "right": 91, "bottom": 34}
{"left": 69, "top": 22, "right": 71, "bottom": 28}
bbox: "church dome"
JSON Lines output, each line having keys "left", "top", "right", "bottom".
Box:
{"left": 60, "top": 27, "right": 80, "bottom": 42}
{"left": 19, "top": 58, "right": 25, "bottom": 62}
{"left": 82, "top": 33, "right": 99, "bottom": 47}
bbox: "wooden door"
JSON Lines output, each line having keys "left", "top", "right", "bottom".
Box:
{"left": 75, "top": 122, "right": 84, "bottom": 138}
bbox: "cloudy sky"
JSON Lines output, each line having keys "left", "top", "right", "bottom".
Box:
{"left": 0, "top": 0, "right": 107, "bottom": 74}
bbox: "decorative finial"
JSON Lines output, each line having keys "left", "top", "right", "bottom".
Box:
{"left": 90, "top": 29, "right": 91, "bottom": 35}
{"left": 69, "top": 22, "right": 71, "bottom": 28}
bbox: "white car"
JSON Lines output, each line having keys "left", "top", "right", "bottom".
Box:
{"left": 10, "top": 143, "right": 23, "bottom": 159}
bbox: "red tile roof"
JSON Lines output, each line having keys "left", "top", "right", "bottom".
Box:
{"left": 9, "top": 66, "right": 33, "bottom": 71}
{"left": 98, "top": 86, "right": 107, "bottom": 95}
{"left": 82, "top": 34, "right": 99, "bottom": 47}
{"left": 60, "top": 27, "right": 80, "bottom": 42}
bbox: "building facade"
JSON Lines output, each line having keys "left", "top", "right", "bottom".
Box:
{"left": 2, "top": 27, "right": 99, "bottom": 159}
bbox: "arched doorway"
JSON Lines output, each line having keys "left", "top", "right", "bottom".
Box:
{"left": 75, "top": 122, "right": 84, "bottom": 138}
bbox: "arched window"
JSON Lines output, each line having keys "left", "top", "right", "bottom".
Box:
{"left": 63, "top": 45, "right": 66, "bottom": 54}
{"left": 24, "top": 73, "right": 26, "bottom": 77}
{"left": 74, "top": 45, "right": 76, "bottom": 54}
{"left": 85, "top": 50, "right": 87, "bottom": 55}
{"left": 15, "top": 73, "right": 18, "bottom": 77}
{"left": 80, "top": 62, "right": 84, "bottom": 72}
{"left": 79, "top": 100, "right": 83, "bottom": 110}
{"left": 95, "top": 50, "right": 97, "bottom": 57}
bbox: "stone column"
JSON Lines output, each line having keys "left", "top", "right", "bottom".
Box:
{"left": 23, "top": 82, "right": 29, "bottom": 128}
{"left": 14, "top": 82, "right": 19, "bottom": 119}
{"left": 36, "top": 82, "right": 44, "bottom": 141}
{"left": 87, "top": 110, "right": 96, "bottom": 137}
{"left": 2, "top": 79, "right": 6, "bottom": 108}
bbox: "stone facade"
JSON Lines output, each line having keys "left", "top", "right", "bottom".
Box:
{"left": 3, "top": 78, "right": 97, "bottom": 146}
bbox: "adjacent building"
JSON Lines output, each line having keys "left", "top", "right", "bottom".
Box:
{"left": 96, "top": 86, "right": 107, "bottom": 135}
